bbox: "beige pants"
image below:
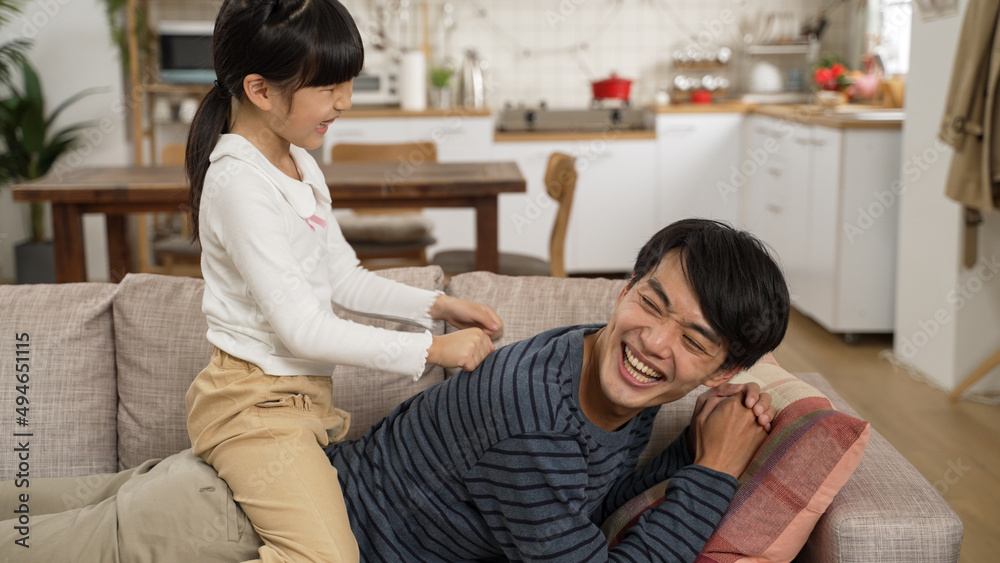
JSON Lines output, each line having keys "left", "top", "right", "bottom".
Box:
{"left": 0, "top": 452, "right": 261, "bottom": 562}
{"left": 186, "top": 348, "right": 358, "bottom": 563}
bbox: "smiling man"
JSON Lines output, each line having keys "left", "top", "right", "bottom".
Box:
{"left": 324, "top": 217, "right": 791, "bottom": 561}
{"left": 0, "top": 218, "right": 789, "bottom": 562}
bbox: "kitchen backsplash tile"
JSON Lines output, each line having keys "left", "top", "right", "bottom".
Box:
{"left": 342, "top": 0, "right": 848, "bottom": 109}
{"left": 150, "top": 0, "right": 849, "bottom": 109}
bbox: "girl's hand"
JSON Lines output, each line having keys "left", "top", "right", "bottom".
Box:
{"left": 427, "top": 329, "right": 495, "bottom": 372}
{"left": 430, "top": 294, "right": 504, "bottom": 339}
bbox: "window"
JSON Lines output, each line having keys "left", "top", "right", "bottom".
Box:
{"left": 867, "top": 0, "right": 912, "bottom": 76}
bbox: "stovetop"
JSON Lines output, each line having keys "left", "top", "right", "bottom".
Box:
{"left": 497, "top": 103, "right": 653, "bottom": 133}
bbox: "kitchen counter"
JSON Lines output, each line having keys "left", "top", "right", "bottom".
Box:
{"left": 650, "top": 101, "right": 752, "bottom": 114}
{"left": 494, "top": 129, "right": 656, "bottom": 142}
{"left": 343, "top": 106, "right": 492, "bottom": 118}
{"left": 751, "top": 104, "right": 904, "bottom": 129}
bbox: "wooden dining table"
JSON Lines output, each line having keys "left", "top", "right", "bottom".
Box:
{"left": 12, "top": 160, "right": 526, "bottom": 283}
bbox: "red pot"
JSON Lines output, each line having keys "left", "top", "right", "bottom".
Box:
{"left": 690, "top": 89, "right": 713, "bottom": 104}
{"left": 591, "top": 74, "right": 632, "bottom": 101}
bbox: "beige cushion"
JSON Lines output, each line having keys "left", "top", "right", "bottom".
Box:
{"left": 330, "top": 267, "right": 446, "bottom": 440}
{"left": 114, "top": 274, "right": 211, "bottom": 470}
{"left": 444, "top": 271, "right": 627, "bottom": 347}
{"left": 114, "top": 268, "right": 446, "bottom": 469}
{"left": 338, "top": 213, "right": 434, "bottom": 244}
{"left": 0, "top": 283, "right": 119, "bottom": 479}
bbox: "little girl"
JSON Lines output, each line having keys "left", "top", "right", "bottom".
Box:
{"left": 182, "top": 1, "right": 502, "bottom": 561}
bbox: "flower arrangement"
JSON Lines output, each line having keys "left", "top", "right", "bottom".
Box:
{"left": 813, "top": 55, "right": 851, "bottom": 92}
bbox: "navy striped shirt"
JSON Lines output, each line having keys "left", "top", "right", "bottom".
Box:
{"left": 325, "top": 325, "right": 737, "bottom": 562}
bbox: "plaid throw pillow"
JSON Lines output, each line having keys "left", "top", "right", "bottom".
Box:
{"left": 603, "top": 363, "right": 870, "bottom": 562}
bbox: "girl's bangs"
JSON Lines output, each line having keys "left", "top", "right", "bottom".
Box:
{"left": 297, "top": 1, "right": 364, "bottom": 88}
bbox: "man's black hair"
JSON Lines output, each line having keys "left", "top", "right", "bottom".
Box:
{"left": 628, "top": 218, "right": 790, "bottom": 372}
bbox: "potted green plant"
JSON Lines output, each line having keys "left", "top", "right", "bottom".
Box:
{"left": 0, "top": 60, "right": 101, "bottom": 283}
{"left": 428, "top": 65, "right": 454, "bottom": 109}
{"left": 0, "top": 0, "right": 29, "bottom": 282}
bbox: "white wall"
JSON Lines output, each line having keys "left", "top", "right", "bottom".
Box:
{"left": 895, "top": 0, "right": 1000, "bottom": 394}
{"left": 0, "top": 0, "right": 129, "bottom": 282}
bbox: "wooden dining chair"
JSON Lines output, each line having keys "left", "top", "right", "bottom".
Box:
{"left": 432, "top": 152, "right": 577, "bottom": 277}
{"left": 139, "top": 143, "right": 202, "bottom": 278}
{"left": 330, "top": 142, "right": 439, "bottom": 269}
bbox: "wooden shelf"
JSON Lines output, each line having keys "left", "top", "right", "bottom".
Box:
{"left": 141, "top": 83, "right": 212, "bottom": 95}
{"left": 746, "top": 42, "right": 813, "bottom": 56}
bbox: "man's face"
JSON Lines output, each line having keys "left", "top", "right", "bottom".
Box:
{"left": 585, "top": 250, "right": 734, "bottom": 428}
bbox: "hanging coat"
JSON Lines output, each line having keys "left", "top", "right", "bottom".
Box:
{"left": 940, "top": 0, "right": 1000, "bottom": 265}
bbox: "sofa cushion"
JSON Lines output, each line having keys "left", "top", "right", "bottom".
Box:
{"left": 444, "top": 272, "right": 627, "bottom": 347}
{"left": 114, "top": 268, "right": 446, "bottom": 470}
{"left": 0, "top": 283, "right": 118, "bottom": 479}
{"left": 330, "top": 267, "right": 446, "bottom": 442}
{"left": 114, "top": 273, "right": 212, "bottom": 470}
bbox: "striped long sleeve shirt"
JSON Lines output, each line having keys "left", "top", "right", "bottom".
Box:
{"left": 325, "top": 324, "right": 738, "bottom": 562}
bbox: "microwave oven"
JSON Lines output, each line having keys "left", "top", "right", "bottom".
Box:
{"left": 158, "top": 21, "right": 215, "bottom": 84}
{"left": 352, "top": 68, "right": 399, "bottom": 106}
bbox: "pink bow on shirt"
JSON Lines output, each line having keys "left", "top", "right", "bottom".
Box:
{"left": 305, "top": 214, "right": 327, "bottom": 231}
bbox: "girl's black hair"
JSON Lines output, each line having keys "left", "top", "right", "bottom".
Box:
{"left": 628, "top": 218, "right": 790, "bottom": 372}
{"left": 185, "top": 0, "right": 364, "bottom": 240}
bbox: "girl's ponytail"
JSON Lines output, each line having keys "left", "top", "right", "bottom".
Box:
{"left": 185, "top": 83, "right": 232, "bottom": 241}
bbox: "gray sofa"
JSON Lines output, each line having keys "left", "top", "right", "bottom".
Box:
{"left": 0, "top": 268, "right": 963, "bottom": 561}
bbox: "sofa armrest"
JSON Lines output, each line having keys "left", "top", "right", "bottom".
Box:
{"left": 796, "top": 373, "right": 963, "bottom": 563}
{"left": 640, "top": 373, "right": 961, "bottom": 563}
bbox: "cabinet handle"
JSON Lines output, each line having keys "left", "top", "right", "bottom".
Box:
{"left": 794, "top": 137, "right": 810, "bottom": 145}
{"left": 766, "top": 167, "right": 782, "bottom": 176}
{"left": 765, "top": 204, "right": 782, "bottom": 213}
{"left": 811, "top": 139, "right": 826, "bottom": 147}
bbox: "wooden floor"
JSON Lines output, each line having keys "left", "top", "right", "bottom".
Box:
{"left": 774, "top": 309, "right": 1000, "bottom": 563}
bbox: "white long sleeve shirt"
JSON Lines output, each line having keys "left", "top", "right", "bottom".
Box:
{"left": 198, "top": 134, "right": 438, "bottom": 379}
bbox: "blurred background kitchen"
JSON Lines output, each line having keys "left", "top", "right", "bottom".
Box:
{"left": 146, "top": 0, "right": 903, "bottom": 110}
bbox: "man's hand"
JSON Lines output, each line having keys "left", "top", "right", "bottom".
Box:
{"left": 686, "top": 383, "right": 776, "bottom": 478}
{"left": 691, "top": 393, "right": 769, "bottom": 478}
{"left": 692, "top": 383, "right": 774, "bottom": 433}
{"left": 427, "top": 329, "right": 495, "bottom": 372}
{"left": 430, "top": 294, "right": 504, "bottom": 339}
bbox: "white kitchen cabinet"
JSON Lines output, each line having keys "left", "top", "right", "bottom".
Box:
{"left": 323, "top": 115, "right": 494, "bottom": 160}
{"left": 740, "top": 114, "right": 901, "bottom": 335}
{"left": 324, "top": 118, "right": 404, "bottom": 146}
{"left": 655, "top": 113, "right": 742, "bottom": 227}
{"left": 492, "top": 138, "right": 658, "bottom": 273}
{"left": 322, "top": 115, "right": 494, "bottom": 254}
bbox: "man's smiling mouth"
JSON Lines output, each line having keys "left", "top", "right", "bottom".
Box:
{"left": 623, "top": 344, "right": 664, "bottom": 383}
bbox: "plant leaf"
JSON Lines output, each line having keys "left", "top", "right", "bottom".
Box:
{"left": 0, "top": 38, "right": 31, "bottom": 89}
{"left": 45, "top": 86, "right": 105, "bottom": 130}
{"left": 0, "top": 0, "right": 26, "bottom": 28}
{"left": 19, "top": 61, "right": 45, "bottom": 153}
